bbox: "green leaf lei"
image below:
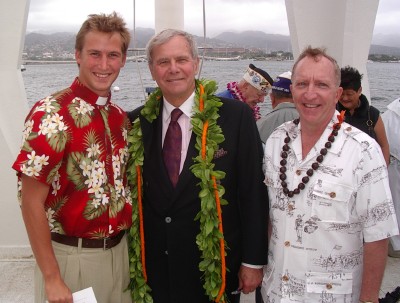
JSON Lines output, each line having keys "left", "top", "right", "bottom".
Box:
{"left": 127, "top": 78, "right": 228, "bottom": 303}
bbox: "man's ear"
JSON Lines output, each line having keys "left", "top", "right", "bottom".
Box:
{"left": 75, "top": 50, "right": 81, "bottom": 67}
{"left": 149, "top": 64, "right": 156, "bottom": 81}
{"left": 194, "top": 57, "right": 200, "bottom": 75}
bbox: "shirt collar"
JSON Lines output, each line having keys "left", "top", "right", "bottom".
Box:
{"left": 163, "top": 92, "right": 195, "bottom": 122}
{"left": 96, "top": 96, "right": 108, "bottom": 105}
{"left": 293, "top": 111, "right": 343, "bottom": 156}
{"left": 387, "top": 97, "right": 400, "bottom": 116}
{"left": 70, "top": 77, "right": 111, "bottom": 106}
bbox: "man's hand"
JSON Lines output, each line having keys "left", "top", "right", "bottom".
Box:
{"left": 21, "top": 175, "right": 72, "bottom": 303}
{"left": 45, "top": 277, "right": 73, "bottom": 303}
{"left": 237, "top": 265, "right": 263, "bottom": 294}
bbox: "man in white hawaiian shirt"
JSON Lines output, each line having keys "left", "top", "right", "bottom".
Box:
{"left": 262, "top": 46, "right": 399, "bottom": 303}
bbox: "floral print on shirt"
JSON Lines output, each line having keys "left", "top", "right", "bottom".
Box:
{"left": 13, "top": 78, "right": 132, "bottom": 238}
{"left": 262, "top": 112, "right": 399, "bottom": 303}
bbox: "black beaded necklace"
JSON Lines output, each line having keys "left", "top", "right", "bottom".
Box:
{"left": 279, "top": 111, "right": 345, "bottom": 197}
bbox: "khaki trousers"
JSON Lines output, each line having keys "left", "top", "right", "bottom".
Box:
{"left": 34, "top": 234, "right": 132, "bottom": 303}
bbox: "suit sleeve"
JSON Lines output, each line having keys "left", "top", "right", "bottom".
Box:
{"left": 237, "top": 104, "right": 269, "bottom": 265}
{"left": 127, "top": 105, "right": 144, "bottom": 124}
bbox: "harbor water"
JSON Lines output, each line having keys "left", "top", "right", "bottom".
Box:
{"left": 22, "top": 60, "right": 400, "bottom": 114}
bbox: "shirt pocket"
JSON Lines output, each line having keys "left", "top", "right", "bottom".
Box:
{"left": 306, "top": 272, "right": 353, "bottom": 295}
{"left": 311, "top": 180, "right": 353, "bottom": 223}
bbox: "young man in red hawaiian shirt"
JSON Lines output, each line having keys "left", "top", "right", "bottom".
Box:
{"left": 13, "top": 12, "right": 132, "bottom": 303}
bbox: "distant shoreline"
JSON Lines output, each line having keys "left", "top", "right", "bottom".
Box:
{"left": 23, "top": 59, "right": 400, "bottom": 65}
{"left": 24, "top": 60, "right": 76, "bottom": 65}
{"left": 22, "top": 58, "right": 400, "bottom": 65}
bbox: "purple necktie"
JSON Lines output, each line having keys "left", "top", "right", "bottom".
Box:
{"left": 163, "top": 108, "right": 183, "bottom": 187}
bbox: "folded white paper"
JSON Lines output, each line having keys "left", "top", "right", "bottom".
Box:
{"left": 73, "top": 287, "right": 97, "bottom": 303}
{"left": 46, "top": 287, "right": 98, "bottom": 303}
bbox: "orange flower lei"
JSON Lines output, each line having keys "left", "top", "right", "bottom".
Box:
{"left": 198, "top": 82, "right": 226, "bottom": 302}
{"left": 127, "top": 79, "right": 228, "bottom": 303}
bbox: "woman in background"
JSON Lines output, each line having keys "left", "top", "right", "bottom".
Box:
{"left": 337, "top": 65, "right": 389, "bottom": 165}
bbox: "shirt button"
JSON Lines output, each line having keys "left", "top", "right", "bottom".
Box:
{"left": 326, "top": 283, "right": 332, "bottom": 290}
{"left": 284, "top": 241, "right": 290, "bottom": 247}
{"left": 329, "top": 192, "right": 336, "bottom": 198}
{"left": 165, "top": 217, "right": 172, "bottom": 223}
{"left": 346, "top": 126, "right": 352, "bottom": 131}
{"left": 296, "top": 170, "right": 302, "bottom": 176}
{"left": 282, "top": 275, "right": 289, "bottom": 282}
{"left": 288, "top": 204, "right": 294, "bottom": 211}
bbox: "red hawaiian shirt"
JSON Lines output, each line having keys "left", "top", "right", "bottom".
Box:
{"left": 13, "top": 78, "right": 132, "bottom": 238}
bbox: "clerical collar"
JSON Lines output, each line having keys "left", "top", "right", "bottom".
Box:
{"left": 96, "top": 96, "right": 108, "bottom": 106}
{"left": 70, "top": 78, "right": 111, "bottom": 106}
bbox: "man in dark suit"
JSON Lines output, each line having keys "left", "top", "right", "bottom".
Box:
{"left": 127, "top": 29, "right": 268, "bottom": 303}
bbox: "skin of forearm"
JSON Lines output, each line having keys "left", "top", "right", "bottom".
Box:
{"left": 21, "top": 175, "right": 61, "bottom": 281}
{"left": 359, "top": 238, "right": 389, "bottom": 303}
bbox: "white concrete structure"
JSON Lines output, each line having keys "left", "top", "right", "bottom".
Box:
{"left": 0, "top": 0, "right": 31, "bottom": 256}
{"left": 0, "top": 0, "right": 379, "bottom": 254}
{"left": 155, "top": 0, "right": 184, "bottom": 33}
{"left": 285, "top": 0, "right": 379, "bottom": 100}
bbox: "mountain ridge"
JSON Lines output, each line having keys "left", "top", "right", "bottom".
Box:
{"left": 23, "top": 28, "right": 400, "bottom": 58}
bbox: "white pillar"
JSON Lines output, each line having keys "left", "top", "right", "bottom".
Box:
{"left": 285, "top": 0, "right": 379, "bottom": 100}
{"left": 155, "top": 0, "right": 184, "bottom": 34}
{"left": 0, "top": 0, "right": 31, "bottom": 250}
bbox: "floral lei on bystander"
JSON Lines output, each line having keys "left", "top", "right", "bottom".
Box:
{"left": 226, "top": 81, "right": 261, "bottom": 120}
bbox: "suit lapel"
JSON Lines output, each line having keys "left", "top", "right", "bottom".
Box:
{"left": 139, "top": 114, "right": 155, "bottom": 156}
{"left": 140, "top": 103, "right": 200, "bottom": 207}
{"left": 140, "top": 106, "right": 172, "bottom": 193}
{"left": 174, "top": 133, "right": 197, "bottom": 193}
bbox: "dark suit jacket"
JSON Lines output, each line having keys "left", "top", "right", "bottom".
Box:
{"left": 128, "top": 97, "right": 268, "bottom": 303}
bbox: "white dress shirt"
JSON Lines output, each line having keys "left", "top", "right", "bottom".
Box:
{"left": 162, "top": 92, "right": 195, "bottom": 173}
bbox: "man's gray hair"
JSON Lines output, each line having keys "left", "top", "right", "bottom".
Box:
{"left": 146, "top": 29, "right": 198, "bottom": 64}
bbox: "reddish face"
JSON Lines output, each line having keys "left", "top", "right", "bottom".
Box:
{"left": 148, "top": 35, "right": 199, "bottom": 106}
{"left": 339, "top": 87, "right": 362, "bottom": 112}
{"left": 291, "top": 56, "right": 342, "bottom": 130}
{"left": 242, "top": 83, "right": 267, "bottom": 109}
{"left": 75, "top": 31, "right": 126, "bottom": 97}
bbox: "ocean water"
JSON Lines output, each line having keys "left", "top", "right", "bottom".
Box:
{"left": 22, "top": 59, "right": 400, "bottom": 115}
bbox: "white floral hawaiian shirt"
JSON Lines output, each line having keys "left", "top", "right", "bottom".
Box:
{"left": 262, "top": 111, "right": 399, "bottom": 303}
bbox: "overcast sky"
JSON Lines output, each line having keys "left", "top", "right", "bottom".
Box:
{"left": 26, "top": 0, "right": 399, "bottom": 37}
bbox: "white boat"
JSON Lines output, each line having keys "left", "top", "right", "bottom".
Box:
{"left": 202, "top": 55, "right": 241, "bottom": 61}
{"left": 20, "top": 64, "right": 26, "bottom": 71}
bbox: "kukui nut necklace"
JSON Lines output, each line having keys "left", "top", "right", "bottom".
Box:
{"left": 279, "top": 111, "right": 345, "bottom": 197}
